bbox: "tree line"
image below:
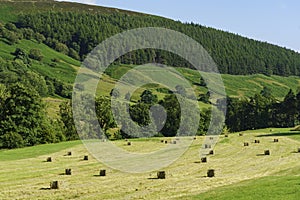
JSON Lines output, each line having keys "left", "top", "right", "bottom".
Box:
{"left": 16, "top": 11, "right": 300, "bottom": 76}
{"left": 1, "top": 83, "right": 299, "bottom": 149}
{"left": 223, "top": 87, "right": 300, "bottom": 132}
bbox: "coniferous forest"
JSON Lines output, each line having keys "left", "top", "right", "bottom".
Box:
{"left": 17, "top": 11, "right": 300, "bottom": 76}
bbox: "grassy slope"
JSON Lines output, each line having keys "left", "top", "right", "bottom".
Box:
{"left": 1, "top": 38, "right": 299, "bottom": 115}
{"left": 0, "top": 140, "right": 82, "bottom": 161}
{"left": 0, "top": 38, "right": 79, "bottom": 117}
{"left": 0, "top": 129, "right": 299, "bottom": 199}
{"left": 0, "top": 38, "right": 79, "bottom": 83}
{"left": 192, "top": 168, "right": 300, "bottom": 200}
{"left": 100, "top": 65, "right": 300, "bottom": 101}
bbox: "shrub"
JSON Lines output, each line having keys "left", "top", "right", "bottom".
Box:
{"left": 29, "top": 48, "right": 43, "bottom": 61}
{"left": 1, "top": 132, "right": 24, "bottom": 149}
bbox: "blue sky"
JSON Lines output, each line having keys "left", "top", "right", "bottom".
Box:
{"left": 61, "top": 0, "right": 300, "bottom": 52}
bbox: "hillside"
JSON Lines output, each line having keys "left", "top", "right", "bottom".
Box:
{"left": 100, "top": 65, "right": 300, "bottom": 101}
{"left": 0, "top": 0, "right": 299, "bottom": 144}
{"left": 1, "top": 0, "right": 300, "bottom": 76}
{"left": 0, "top": 128, "right": 300, "bottom": 199}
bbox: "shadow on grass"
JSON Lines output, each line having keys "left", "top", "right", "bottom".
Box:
{"left": 93, "top": 175, "right": 106, "bottom": 177}
{"left": 257, "top": 131, "right": 300, "bottom": 137}
{"left": 291, "top": 151, "right": 300, "bottom": 154}
{"left": 256, "top": 153, "right": 267, "bottom": 156}
{"left": 39, "top": 187, "right": 51, "bottom": 190}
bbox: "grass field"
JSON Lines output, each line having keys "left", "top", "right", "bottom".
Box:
{"left": 100, "top": 65, "right": 300, "bottom": 101}
{"left": 1, "top": 128, "right": 299, "bottom": 199}
{"left": 0, "top": 39, "right": 79, "bottom": 83}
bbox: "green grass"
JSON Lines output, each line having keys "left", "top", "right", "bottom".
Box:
{"left": 0, "top": 39, "right": 79, "bottom": 83}
{"left": 1, "top": 129, "right": 300, "bottom": 199}
{"left": 191, "top": 167, "right": 300, "bottom": 200}
{"left": 0, "top": 140, "right": 82, "bottom": 161}
{"left": 221, "top": 74, "right": 300, "bottom": 99}
{"left": 0, "top": 5, "right": 18, "bottom": 23}
{"left": 101, "top": 65, "right": 300, "bottom": 100}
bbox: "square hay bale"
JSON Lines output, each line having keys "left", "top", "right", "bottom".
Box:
{"left": 157, "top": 171, "right": 166, "bottom": 179}
{"left": 84, "top": 155, "right": 89, "bottom": 160}
{"left": 99, "top": 170, "right": 106, "bottom": 176}
{"left": 255, "top": 140, "right": 260, "bottom": 144}
{"left": 244, "top": 142, "right": 249, "bottom": 147}
{"left": 65, "top": 169, "right": 72, "bottom": 175}
{"left": 50, "top": 181, "right": 59, "bottom": 189}
{"left": 46, "top": 157, "right": 52, "bottom": 162}
{"left": 209, "top": 150, "right": 214, "bottom": 155}
{"left": 201, "top": 157, "right": 207, "bottom": 163}
{"left": 274, "top": 139, "right": 279, "bottom": 143}
{"left": 207, "top": 169, "right": 215, "bottom": 177}
{"left": 264, "top": 150, "right": 270, "bottom": 155}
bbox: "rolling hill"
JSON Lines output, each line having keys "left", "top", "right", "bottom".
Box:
{"left": 1, "top": 0, "right": 300, "bottom": 76}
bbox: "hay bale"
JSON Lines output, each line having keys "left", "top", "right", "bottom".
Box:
{"left": 84, "top": 155, "right": 89, "bottom": 160}
{"left": 161, "top": 140, "right": 164, "bottom": 143}
{"left": 50, "top": 181, "right": 59, "bottom": 189}
{"left": 244, "top": 142, "right": 249, "bottom": 147}
{"left": 209, "top": 150, "right": 214, "bottom": 155}
{"left": 193, "top": 137, "right": 197, "bottom": 140}
{"left": 204, "top": 144, "right": 211, "bottom": 149}
{"left": 207, "top": 169, "right": 215, "bottom": 177}
{"left": 172, "top": 141, "right": 177, "bottom": 144}
{"left": 46, "top": 157, "right": 52, "bottom": 162}
{"left": 224, "top": 134, "right": 228, "bottom": 138}
{"left": 264, "top": 150, "right": 270, "bottom": 155}
{"left": 201, "top": 157, "right": 207, "bottom": 163}
{"left": 99, "top": 170, "right": 106, "bottom": 176}
{"left": 165, "top": 141, "right": 168, "bottom": 144}
{"left": 239, "top": 133, "right": 243, "bottom": 136}
{"left": 298, "top": 148, "right": 300, "bottom": 153}
{"left": 127, "top": 142, "right": 131, "bottom": 146}
{"left": 157, "top": 171, "right": 166, "bottom": 179}
{"left": 209, "top": 137, "right": 214, "bottom": 140}
{"left": 254, "top": 140, "right": 260, "bottom": 144}
{"left": 67, "top": 152, "right": 72, "bottom": 156}
{"left": 274, "top": 139, "right": 279, "bottom": 143}
{"left": 65, "top": 169, "right": 72, "bottom": 175}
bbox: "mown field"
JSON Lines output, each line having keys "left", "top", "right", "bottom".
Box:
{"left": 1, "top": 128, "right": 299, "bottom": 199}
